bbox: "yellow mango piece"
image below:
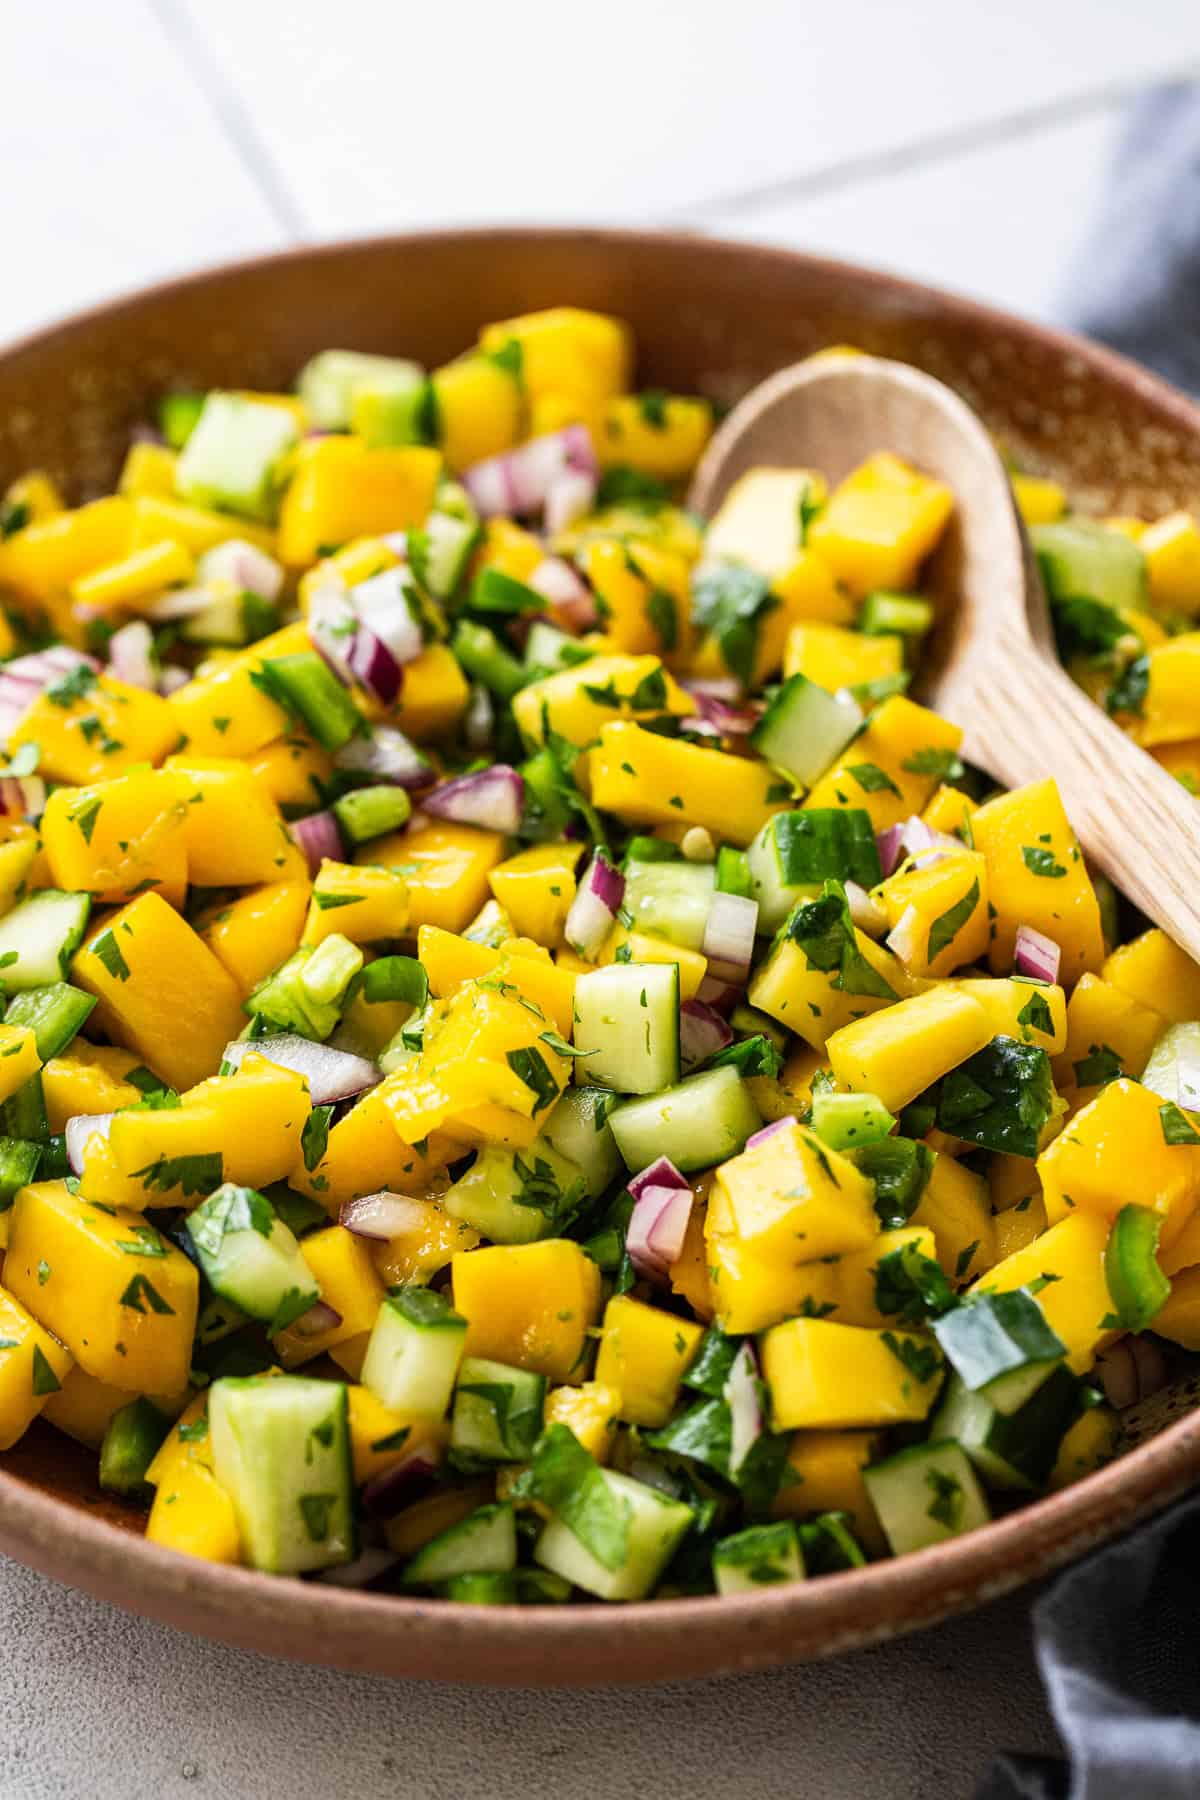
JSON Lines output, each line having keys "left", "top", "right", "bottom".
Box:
{"left": 910, "top": 1153, "right": 996, "bottom": 1282}
{"left": 0, "top": 497, "right": 134, "bottom": 634}
{"left": 1103, "top": 928, "right": 1200, "bottom": 1025}
{"left": 804, "top": 696, "right": 964, "bottom": 831}
{"left": 589, "top": 720, "right": 785, "bottom": 847}
{"left": 470, "top": 517, "right": 544, "bottom": 585}
{"left": 1152, "top": 738, "right": 1200, "bottom": 794}
{"left": 347, "top": 1385, "right": 448, "bottom": 1485}
{"left": 384, "top": 642, "right": 468, "bottom": 741}
{"left": 41, "top": 767, "right": 190, "bottom": 908}
{"left": 385, "top": 1480, "right": 495, "bottom": 1557}
{"left": 760, "top": 1317, "right": 942, "bottom": 1430}
{"left": 246, "top": 734, "right": 333, "bottom": 813}
{"left": 594, "top": 1293, "right": 703, "bottom": 1427}
{"left": 1037, "top": 1077, "right": 1200, "bottom": 1247}
{"left": 971, "top": 778, "right": 1105, "bottom": 984}
{"left": 487, "top": 843, "right": 580, "bottom": 948}
{"left": 117, "top": 442, "right": 179, "bottom": 500}
{"left": 277, "top": 437, "right": 441, "bottom": 565}
{"left": 715, "top": 1120, "right": 877, "bottom": 1261}
{"left": 3, "top": 469, "right": 65, "bottom": 524}
{"left": 769, "top": 549, "right": 856, "bottom": 631}
{"left": 580, "top": 537, "right": 694, "bottom": 663}
{"left": 130, "top": 494, "right": 275, "bottom": 558}
{"left": 597, "top": 924, "right": 708, "bottom": 1001}
{"left": 430, "top": 355, "right": 523, "bottom": 471}
{"left": 418, "top": 925, "right": 575, "bottom": 1038}
{"left": 273, "top": 1225, "right": 386, "bottom": 1368}
{"left": 544, "top": 1381, "right": 620, "bottom": 1465}
{"left": 1150, "top": 1264, "right": 1200, "bottom": 1350}
{"left": 880, "top": 850, "right": 989, "bottom": 979}
{"left": 0, "top": 824, "right": 40, "bottom": 920}
{"left": 826, "top": 986, "right": 993, "bottom": 1114}
{"left": 6, "top": 1180, "right": 196, "bottom": 1394}
{"left": 922, "top": 783, "right": 977, "bottom": 836}
{"left": 705, "top": 1173, "right": 831, "bottom": 1333}
{"left": 168, "top": 660, "right": 291, "bottom": 760}
{"left": 72, "top": 892, "right": 245, "bottom": 1093}
{"left": 452, "top": 1239, "right": 601, "bottom": 1383}
{"left": 164, "top": 754, "right": 303, "bottom": 886}
{"left": 70, "top": 538, "right": 194, "bottom": 614}
{"left": 370, "top": 1197, "right": 479, "bottom": 1288}
{"left": 1140, "top": 511, "right": 1200, "bottom": 616}
{"left": 0, "top": 1025, "right": 41, "bottom": 1104}
{"left": 1131, "top": 635, "right": 1200, "bottom": 747}
{"left": 42, "top": 1365, "right": 145, "bottom": 1449}
{"left": 783, "top": 621, "right": 903, "bottom": 691}
{"left": 0, "top": 1283, "right": 75, "bottom": 1449}
{"left": 955, "top": 976, "right": 1067, "bottom": 1054}
{"left": 702, "top": 468, "right": 828, "bottom": 577}
{"left": 832, "top": 1225, "right": 941, "bottom": 1328}
{"left": 291, "top": 1083, "right": 450, "bottom": 1213}
{"left": 42, "top": 1042, "right": 146, "bottom": 1134}
{"left": 808, "top": 453, "right": 954, "bottom": 595}
{"left": 512, "top": 653, "right": 693, "bottom": 750}
{"left": 11, "top": 673, "right": 180, "bottom": 787}
{"left": 669, "top": 1178, "right": 715, "bottom": 1322}
{"left": 748, "top": 919, "right": 909, "bottom": 1053}
{"left": 1049, "top": 1404, "right": 1121, "bottom": 1491}
{"left": 480, "top": 308, "right": 631, "bottom": 409}
{"left": 599, "top": 394, "right": 713, "bottom": 479}
{"left": 773, "top": 1428, "right": 887, "bottom": 1556}
{"left": 147, "top": 1456, "right": 242, "bottom": 1564}
{"left": 371, "top": 819, "right": 504, "bottom": 937}
{"left": 1011, "top": 474, "right": 1067, "bottom": 525}
{"left": 197, "top": 880, "right": 310, "bottom": 997}
{"left": 301, "top": 859, "right": 409, "bottom": 947}
{"left": 993, "top": 1194, "right": 1049, "bottom": 1260}
{"left": 1052, "top": 971, "right": 1163, "bottom": 1094}
{"left": 975, "top": 1210, "right": 1116, "bottom": 1373}
{"left": 155, "top": 1053, "right": 310, "bottom": 1192}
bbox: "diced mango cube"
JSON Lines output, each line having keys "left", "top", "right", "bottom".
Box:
{"left": 452, "top": 1239, "right": 602, "bottom": 1383}
{"left": 594, "top": 1294, "right": 704, "bottom": 1427}
{"left": 808, "top": 453, "right": 954, "bottom": 595}
{"left": 760, "top": 1317, "right": 943, "bottom": 1429}
{"left": 826, "top": 986, "right": 993, "bottom": 1114}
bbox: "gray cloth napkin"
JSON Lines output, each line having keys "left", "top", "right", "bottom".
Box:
{"left": 982, "top": 80, "right": 1200, "bottom": 1800}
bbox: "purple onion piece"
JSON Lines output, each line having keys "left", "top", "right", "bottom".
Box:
{"left": 65, "top": 1111, "right": 116, "bottom": 1175}
{"left": 289, "top": 809, "right": 343, "bottom": 876}
{"left": 0, "top": 774, "right": 46, "bottom": 820}
{"left": 463, "top": 426, "right": 599, "bottom": 519}
{"left": 315, "top": 1546, "right": 401, "bottom": 1588}
{"left": 701, "top": 891, "right": 759, "bottom": 981}
{"left": 695, "top": 972, "right": 743, "bottom": 1016}
{"left": 679, "top": 998, "right": 735, "bottom": 1071}
{"left": 290, "top": 1299, "right": 343, "bottom": 1338}
{"left": 340, "top": 1191, "right": 428, "bottom": 1241}
{"left": 308, "top": 586, "right": 360, "bottom": 687}
{"left": 1013, "top": 924, "right": 1061, "bottom": 985}
{"left": 335, "top": 725, "right": 434, "bottom": 791}
{"left": 746, "top": 1116, "right": 797, "bottom": 1152}
{"left": 627, "top": 1155, "right": 690, "bottom": 1201}
{"left": 222, "top": 1032, "right": 380, "bottom": 1104}
{"left": 347, "top": 625, "right": 403, "bottom": 706}
{"left": 360, "top": 1452, "right": 440, "bottom": 1520}
{"left": 423, "top": 765, "right": 524, "bottom": 835}
{"left": 107, "top": 620, "right": 157, "bottom": 691}
{"left": 626, "top": 1182, "right": 693, "bottom": 1283}
{"left": 723, "top": 1341, "right": 763, "bottom": 1474}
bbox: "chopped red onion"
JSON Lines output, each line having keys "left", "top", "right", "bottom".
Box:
{"left": 289, "top": 809, "right": 344, "bottom": 875}
{"left": 382, "top": 530, "right": 409, "bottom": 558}
{"left": 424, "top": 765, "right": 524, "bottom": 835}
{"left": 335, "top": 725, "right": 433, "bottom": 791}
{"left": 351, "top": 567, "right": 425, "bottom": 668}
{"left": 885, "top": 904, "right": 923, "bottom": 969}
{"left": 308, "top": 586, "right": 359, "bottom": 686}
{"left": 145, "top": 584, "right": 228, "bottom": 622}
{"left": 690, "top": 690, "right": 763, "bottom": 736}
{"left": 876, "top": 815, "right": 961, "bottom": 879}
{"left": 1014, "top": 924, "right": 1061, "bottom": 985}
{"left": 347, "top": 625, "right": 402, "bottom": 707}
{"left": 463, "top": 682, "right": 494, "bottom": 752}
{"left": 65, "top": 1111, "right": 116, "bottom": 1175}
{"left": 528, "top": 556, "right": 589, "bottom": 609}
{"left": 0, "top": 647, "right": 99, "bottom": 741}
{"left": 197, "top": 539, "right": 285, "bottom": 602}
{"left": 845, "top": 880, "right": 888, "bottom": 938}
{"left": 290, "top": 1299, "right": 343, "bottom": 1338}
{"left": 724, "top": 1341, "right": 763, "bottom": 1475}
{"left": 0, "top": 774, "right": 46, "bottom": 820}
{"left": 695, "top": 972, "right": 743, "bottom": 1015}
{"left": 626, "top": 1180, "right": 694, "bottom": 1283}
{"left": 627, "top": 1155, "right": 690, "bottom": 1201}
{"left": 159, "top": 664, "right": 192, "bottom": 696}
{"left": 361, "top": 1450, "right": 440, "bottom": 1519}
{"left": 315, "top": 1546, "right": 400, "bottom": 1588}
{"left": 746, "top": 1116, "right": 797, "bottom": 1152}
{"left": 463, "top": 425, "right": 598, "bottom": 519}
{"left": 680, "top": 998, "right": 735, "bottom": 1071}
{"left": 340, "top": 1191, "right": 428, "bottom": 1241}
{"left": 107, "top": 620, "right": 157, "bottom": 691}
{"left": 223, "top": 1032, "right": 380, "bottom": 1103}
{"left": 701, "top": 891, "right": 759, "bottom": 981}
{"left": 544, "top": 470, "right": 596, "bottom": 536}
{"left": 564, "top": 850, "right": 624, "bottom": 960}
{"left": 682, "top": 677, "right": 742, "bottom": 704}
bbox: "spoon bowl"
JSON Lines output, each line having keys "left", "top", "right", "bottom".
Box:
{"left": 691, "top": 352, "right": 1200, "bottom": 964}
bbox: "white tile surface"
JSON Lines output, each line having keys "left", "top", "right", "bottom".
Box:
{"left": 704, "top": 107, "right": 1122, "bottom": 322}
{"left": 0, "top": 0, "right": 285, "bottom": 347}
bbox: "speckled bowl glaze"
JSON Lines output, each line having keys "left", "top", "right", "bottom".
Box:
{"left": 2, "top": 228, "right": 1199, "bottom": 1685}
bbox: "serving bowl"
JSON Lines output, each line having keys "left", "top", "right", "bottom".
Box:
{"left": 2, "top": 226, "right": 1200, "bottom": 1685}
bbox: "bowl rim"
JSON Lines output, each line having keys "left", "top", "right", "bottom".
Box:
{"left": 3, "top": 223, "right": 1200, "bottom": 1684}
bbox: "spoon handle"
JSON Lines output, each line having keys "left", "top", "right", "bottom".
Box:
{"left": 956, "top": 627, "right": 1200, "bottom": 967}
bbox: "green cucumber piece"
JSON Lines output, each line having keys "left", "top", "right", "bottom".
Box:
{"left": 450, "top": 1358, "right": 546, "bottom": 1463}
{"left": 0, "top": 890, "right": 92, "bottom": 990}
{"left": 186, "top": 1184, "right": 319, "bottom": 1331}
{"left": 404, "top": 1502, "right": 517, "bottom": 1587}
{"left": 932, "top": 1291, "right": 1065, "bottom": 1408}
{"left": 859, "top": 592, "right": 934, "bottom": 636}
{"left": 361, "top": 1286, "right": 467, "bottom": 1417}
{"left": 175, "top": 393, "right": 299, "bottom": 523}
{"left": 408, "top": 512, "right": 481, "bottom": 600}
{"left": 810, "top": 1089, "right": 896, "bottom": 1151}
{"left": 748, "top": 809, "right": 881, "bottom": 931}
{"left": 524, "top": 620, "right": 593, "bottom": 673}
{"left": 1031, "top": 519, "right": 1147, "bottom": 614}
{"left": 441, "top": 1571, "right": 517, "bottom": 1604}
{"left": 931, "top": 1365, "right": 1080, "bottom": 1492}
{"left": 712, "top": 1520, "right": 804, "bottom": 1595}
{"left": 208, "top": 1374, "right": 355, "bottom": 1574}
{"left": 534, "top": 1469, "right": 693, "bottom": 1601}
{"left": 541, "top": 1085, "right": 623, "bottom": 1199}
{"left": 442, "top": 1140, "right": 586, "bottom": 1244}
{"left": 750, "top": 672, "right": 862, "bottom": 786}
{"left": 1141, "top": 1021, "right": 1200, "bottom": 1111}
{"left": 623, "top": 859, "right": 716, "bottom": 952}
{"left": 864, "top": 1440, "right": 992, "bottom": 1556}
{"left": 296, "top": 350, "right": 425, "bottom": 431}
{"left": 157, "top": 391, "right": 206, "bottom": 450}
{"left": 609, "top": 1064, "right": 761, "bottom": 1174}
{"left": 571, "top": 962, "right": 681, "bottom": 1094}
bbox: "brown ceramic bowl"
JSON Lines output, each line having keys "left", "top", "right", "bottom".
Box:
{"left": 2, "top": 228, "right": 1200, "bottom": 1685}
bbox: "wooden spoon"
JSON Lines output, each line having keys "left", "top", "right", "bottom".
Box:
{"left": 689, "top": 352, "right": 1200, "bottom": 965}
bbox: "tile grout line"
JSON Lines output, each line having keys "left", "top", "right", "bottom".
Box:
{"left": 668, "top": 65, "right": 1200, "bottom": 225}
{"left": 145, "top": 0, "right": 310, "bottom": 241}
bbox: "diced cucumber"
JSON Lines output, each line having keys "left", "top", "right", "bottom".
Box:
{"left": 255, "top": 652, "right": 362, "bottom": 752}
{"left": 524, "top": 620, "right": 594, "bottom": 674}
{"left": 810, "top": 1089, "right": 896, "bottom": 1151}
{"left": 441, "top": 1571, "right": 517, "bottom": 1604}
{"left": 712, "top": 1521, "right": 804, "bottom": 1596}
{"left": 408, "top": 512, "right": 481, "bottom": 600}
{"left": 353, "top": 372, "right": 435, "bottom": 448}
{"left": 572, "top": 963, "right": 680, "bottom": 1095}
{"left": 609, "top": 1065, "right": 762, "bottom": 1175}
{"left": 859, "top": 592, "right": 934, "bottom": 637}
{"left": 4, "top": 983, "right": 96, "bottom": 1060}
{"left": 442, "top": 1139, "right": 586, "bottom": 1244}
{"left": 932, "top": 1292, "right": 1065, "bottom": 1410}
{"left": 534, "top": 1469, "right": 693, "bottom": 1601}
{"left": 1031, "top": 519, "right": 1148, "bottom": 613}
{"left": 1142, "top": 1022, "right": 1200, "bottom": 1111}
{"left": 0, "top": 891, "right": 92, "bottom": 991}
{"left": 932, "top": 1365, "right": 1079, "bottom": 1492}
{"left": 99, "top": 1397, "right": 172, "bottom": 1498}
{"left": 296, "top": 349, "right": 425, "bottom": 431}
{"left": 403, "top": 1502, "right": 517, "bottom": 1587}
{"left": 361, "top": 1286, "right": 467, "bottom": 1418}
{"left": 623, "top": 859, "right": 716, "bottom": 952}
{"left": 541, "top": 1085, "right": 623, "bottom": 1199}
{"left": 0, "top": 1136, "right": 43, "bottom": 1210}
{"left": 332, "top": 784, "right": 412, "bottom": 848}
{"left": 863, "top": 1440, "right": 992, "bottom": 1556}
{"left": 178, "top": 588, "right": 276, "bottom": 647}
{"left": 748, "top": 808, "right": 882, "bottom": 932}
{"left": 186, "top": 1184, "right": 319, "bottom": 1333}
{"left": 175, "top": 393, "right": 299, "bottom": 523}
{"left": 750, "top": 673, "right": 863, "bottom": 787}
{"left": 208, "top": 1374, "right": 355, "bottom": 1574}
{"left": 451, "top": 1357, "right": 546, "bottom": 1463}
